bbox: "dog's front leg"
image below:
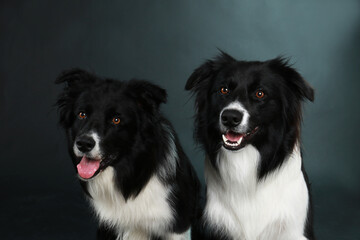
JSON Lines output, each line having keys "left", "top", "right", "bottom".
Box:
{"left": 122, "top": 229, "right": 149, "bottom": 240}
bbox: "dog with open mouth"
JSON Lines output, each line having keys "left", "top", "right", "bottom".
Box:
{"left": 186, "top": 52, "right": 315, "bottom": 240}
{"left": 56, "top": 69, "right": 200, "bottom": 240}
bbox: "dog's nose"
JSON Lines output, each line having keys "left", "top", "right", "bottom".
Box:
{"left": 76, "top": 136, "right": 95, "bottom": 153}
{"left": 221, "top": 109, "right": 243, "bottom": 128}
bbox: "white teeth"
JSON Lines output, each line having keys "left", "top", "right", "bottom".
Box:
{"left": 222, "top": 134, "right": 243, "bottom": 147}
{"left": 222, "top": 134, "right": 228, "bottom": 143}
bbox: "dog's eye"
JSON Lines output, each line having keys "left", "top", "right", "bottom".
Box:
{"left": 112, "top": 117, "right": 121, "bottom": 125}
{"left": 256, "top": 90, "right": 265, "bottom": 99}
{"left": 220, "top": 87, "right": 230, "bottom": 95}
{"left": 78, "top": 112, "right": 87, "bottom": 119}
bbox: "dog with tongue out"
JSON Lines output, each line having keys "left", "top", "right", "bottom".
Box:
{"left": 74, "top": 134, "right": 102, "bottom": 180}
{"left": 77, "top": 156, "right": 100, "bottom": 179}
{"left": 56, "top": 69, "right": 200, "bottom": 240}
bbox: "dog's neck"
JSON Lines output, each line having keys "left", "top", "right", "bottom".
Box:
{"left": 204, "top": 144, "right": 306, "bottom": 239}
{"left": 206, "top": 143, "right": 302, "bottom": 194}
{"left": 248, "top": 122, "right": 300, "bottom": 180}
{"left": 205, "top": 145, "right": 260, "bottom": 195}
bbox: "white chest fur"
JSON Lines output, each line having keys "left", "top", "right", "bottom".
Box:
{"left": 87, "top": 167, "right": 174, "bottom": 238}
{"left": 204, "top": 145, "right": 309, "bottom": 240}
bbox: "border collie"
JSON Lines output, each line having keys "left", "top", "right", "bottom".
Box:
{"left": 186, "top": 52, "right": 315, "bottom": 240}
{"left": 55, "top": 69, "right": 199, "bottom": 240}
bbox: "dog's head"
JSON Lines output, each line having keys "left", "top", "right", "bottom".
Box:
{"left": 56, "top": 69, "right": 167, "bottom": 180}
{"left": 186, "top": 52, "right": 314, "bottom": 165}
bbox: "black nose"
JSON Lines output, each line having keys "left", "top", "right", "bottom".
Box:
{"left": 76, "top": 136, "right": 95, "bottom": 153}
{"left": 221, "top": 109, "right": 243, "bottom": 128}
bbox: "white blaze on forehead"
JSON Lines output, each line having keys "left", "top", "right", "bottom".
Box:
{"left": 219, "top": 101, "right": 250, "bottom": 132}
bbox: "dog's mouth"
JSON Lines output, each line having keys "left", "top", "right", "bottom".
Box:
{"left": 222, "top": 127, "right": 259, "bottom": 150}
{"left": 76, "top": 156, "right": 102, "bottom": 180}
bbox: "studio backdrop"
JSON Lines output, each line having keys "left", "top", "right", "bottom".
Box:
{"left": 0, "top": 1, "right": 359, "bottom": 239}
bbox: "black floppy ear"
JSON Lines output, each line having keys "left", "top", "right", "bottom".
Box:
{"left": 127, "top": 79, "right": 167, "bottom": 110}
{"left": 55, "top": 68, "right": 96, "bottom": 87}
{"left": 55, "top": 68, "right": 96, "bottom": 128}
{"left": 269, "top": 57, "right": 314, "bottom": 102}
{"left": 185, "top": 51, "right": 236, "bottom": 91}
{"left": 185, "top": 60, "right": 214, "bottom": 91}
{"left": 293, "top": 74, "right": 314, "bottom": 102}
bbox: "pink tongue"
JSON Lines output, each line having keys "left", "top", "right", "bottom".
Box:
{"left": 77, "top": 156, "right": 100, "bottom": 179}
{"left": 225, "top": 131, "right": 243, "bottom": 142}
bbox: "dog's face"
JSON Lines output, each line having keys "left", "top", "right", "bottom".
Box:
{"left": 56, "top": 69, "right": 166, "bottom": 180}
{"left": 186, "top": 52, "right": 314, "bottom": 156}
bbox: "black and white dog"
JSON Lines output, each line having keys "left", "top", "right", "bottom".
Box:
{"left": 56, "top": 69, "right": 200, "bottom": 240}
{"left": 186, "top": 52, "right": 315, "bottom": 240}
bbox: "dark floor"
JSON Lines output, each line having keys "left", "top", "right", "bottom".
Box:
{"left": 2, "top": 175, "right": 359, "bottom": 240}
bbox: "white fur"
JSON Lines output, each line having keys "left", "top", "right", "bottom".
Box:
{"left": 74, "top": 129, "right": 189, "bottom": 239}
{"left": 121, "top": 229, "right": 188, "bottom": 240}
{"left": 219, "top": 101, "right": 250, "bottom": 133}
{"left": 88, "top": 167, "right": 180, "bottom": 239}
{"left": 158, "top": 123, "right": 178, "bottom": 179}
{"left": 204, "top": 144, "right": 309, "bottom": 240}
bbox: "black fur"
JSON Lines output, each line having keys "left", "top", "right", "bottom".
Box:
{"left": 186, "top": 52, "right": 315, "bottom": 239}
{"left": 56, "top": 69, "right": 200, "bottom": 239}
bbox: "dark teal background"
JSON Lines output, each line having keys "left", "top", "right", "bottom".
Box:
{"left": 1, "top": 1, "right": 359, "bottom": 239}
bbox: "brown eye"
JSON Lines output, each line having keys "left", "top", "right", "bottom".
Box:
{"left": 256, "top": 90, "right": 265, "bottom": 99}
{"left": 112, "top": 117, "right": 121, "bottom": 125}
{"left": 220, "top": 87, "right": 229, "bottom": 95}
{"left": 78, "top": 112, "right": 87, "bottom": 119}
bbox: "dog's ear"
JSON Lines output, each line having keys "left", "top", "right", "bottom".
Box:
{"left": 185, "top": 60, "right": 214, "bottom": 91}
{"left": 268, "top": 57, "right": 314, "bottom": 102}
{"left": 55, "top": 69, "right": 96, "bottom": 128}
{"left": 185, "top": 51, "right": 236, "bottom": 92}
{"left": 126, "top": 79, "right": 167, "bottom": 110}
{"left": 55, "top": 68, "right": 96, "bottom": 87}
